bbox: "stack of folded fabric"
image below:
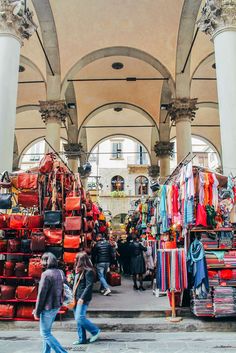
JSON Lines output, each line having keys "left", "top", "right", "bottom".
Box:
{"left": 224, "top": 251, "right": 236, "bottom": 267}
{"left": 201, "top": 232, "right": 218, "bottom": 249}
{"left": 191, "top": 291, "right": 214, "bottom": 317}
{"left": 219, "top": 231, "right": 233, "bottom": 249}
{"left": 213, "top": 286, "right": 236, "bottom": 317}
{"left": 208, "top": 270, "right": 219, "bottom": 287}
{"left": 205, "top": 251, "right": 225, "bottom": 268}
{"left": 233, "top": 234, "right": 236, "bottom": 248}
{"left": 219, "top": 269, "right": 236, "bottom": 286}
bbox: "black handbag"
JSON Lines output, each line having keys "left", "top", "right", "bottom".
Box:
{"left": 45, "top": 246, "right": 63, "bottom": 259}
{"left": 21, "top": 239, "right": 31, "bottom": 253}
{"left": 0, "top": 194, "right": 12, "bottom": 209}
{"left": 44, "top": 210, "right": 62, "bottom": 227}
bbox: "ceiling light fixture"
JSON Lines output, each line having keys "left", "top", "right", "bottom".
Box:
{"left": 112, "top": 62, "right": 124, "bottom": 70}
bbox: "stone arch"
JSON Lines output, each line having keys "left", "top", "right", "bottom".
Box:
{"left": 61, "top": 46, "right": 175, "bottom": 98}
{"left": 16, "top": 105, "right": 40, "bottom": 114}
{"left": 20, "top": 55, "right": 46, "bottom": 83}
{"left": 190, "top": 52, "right": 215, "bottom": 82}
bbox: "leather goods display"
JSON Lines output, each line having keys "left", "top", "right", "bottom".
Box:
{"left": 0, "top": 285, "right": 16, "bottom": 299}
{"left": 43, "top": 228, "right": 63, "bottom": 245}
{"left": 45, "top": 246, "right": 63, "bottom": 259}
{"left": 7, "top": 239, "right": 21, "bottom": 253}
{"left": 3, "top": 261, "right": 15, "bottom": 277}
{"left": 0, "top": 214, "right": 9, "bottom": 228}
{"left": 21, "top": 239, "right": 31, "bottom": 253}
{"left": 0, "top": 193, "right": 12, "bottom": 209}
{"left": 17, "top": 173, "right": 38, "bottom": 190}
{"left": 44, "top": 210, "right": 62, "bottom": 227}
{"left": 64, "top": 234, "right": 81, "bottom": 249}
{"left": 15, "top": 262, "right": 28, "bottom": 277}
{"left": 0, "top": 171, "right": 12, "bottom": 189}
{"left": 16, "top": 286, "right": 37, "bottom": 300}
{"left": 0, "top": 304, "right": 15, "bottom": 318}
{"left": 63, "top": 251, "right": 77, "bottom": 264}
{"left": 106, "top": 271, "right": 121, "bottom": 286}
{"left": 9, "top": 214, "right": 27, "bottom": 229}
{"left": 16, "top": 304, "right": 35, "bottom": 319}
{"left": 26, "top": 215, "right": 43, "bottom": 229}
{"left": 0, "top": 239, "right": 7, "bottom": 252}
{"left": 65, "top": 183, "right": 81, "bottom": 211}
{"left": 64, "top": 216, "right": 82, "bottom": 231}
{"left": 28, "top": 258, "right": 42, "bottom": 278}
{"left": 30, "top": 233, "right": 45, "bottom": 252}
{"left": 18, "top": 191, "right": 39, "bottom": 208}
{"left": 39, "top": 152, "right": 55, "bottom": 174}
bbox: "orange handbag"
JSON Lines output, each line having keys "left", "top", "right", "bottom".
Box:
{"left": 28, "top": 258, "right": 43, "bottom": 278}
{"left": 16, "top": 304, "right": 35, "bottom": 319}
{"left": 9, "top": 214, "right": 27, "bottom": 229}
{"left": 43, "top": 228, "right": 63, "bottom": 245}
{"left": 16, "top": 286, "right": 38, "bottom": 300}
{"left": 0, "top": 304, "right": 15, "bottom": 318}
{"left": 64, "top": 216, "right": 82, "bottom": 231}
{"left": 17, "top": 173, "right": 38, "bottom": 189}
{"left": 63, "top": 252, "right": 78, "bottom": 264}
{"left": 64, "top": 234, "right": 81, "bottom": 249}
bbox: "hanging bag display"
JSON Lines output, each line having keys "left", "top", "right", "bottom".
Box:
{"left": 0, "top": 304, "right": 15, "bottom": 318}
{"left": 44, "top": 170, "right": 62, "bottom": 226}
{"left": 17, "top": 173, "right": 38, "bottom": 190}
{"left": 64, "top": 234, "right": 81, "bottom": 249}
{"left": 65, "top": 181, "right": 81, "bottom": 211}
{"left": 18, "top": 191, "right": 39, "bottom": 208}
{"left": 0, "top": 285, "right": 16, "bottom": 299}
{"left": 26, "top": 214, "right": 43, "bottom": 229}
{"left": 39, "top": 152, "right": 55, "bottom": 174}
{"left": 28, "top": 258, "right": 43, "bottom": 278}
{"left": 30, "top": 233, "right": 45, "bottom": 252}
{"left": 16, "top": 286, "right": 37, "bottom": 300}
{"left": 9, "top": 214, "right": 27, "bottom": 229}
{"left": 64, "top": 216, "right": 82, "bottom": 231}
{"left": 63, "top": 251, "right": 77, "bottom": 264}
{"left": 43, "top": 228, "right": 63, "bottom": 245}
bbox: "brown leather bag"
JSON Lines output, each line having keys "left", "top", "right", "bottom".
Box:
{"left": 0, "top": 239, "right": 7, "bottom": 252}
{"left": 64, "top": 234, "right": 81, "bottom": 249}
{"left": 16, "top": 286, "right": 37, "bottom": 300}
{"left": 30, "top": 233, "right": 45, "bottom": 252}
{"left": 3, "top": 261, "right": 15, "bottom": 277}
{"left": 7, "top": 239, "right": 21, "bottom": 253}
{"left": 15, "top": 262, "right": 28, "bottom": 277}
{"left": 16, "top": 304, "right": 35, "bottom": 319}
{"left": 0, "top": 285, "right": 16, "bottom": 299}
{"left": 28, "top": 258, "right": 42, "bottom": 278}
{"left": 0, "top": 304, "right": 15, "bottom": 318}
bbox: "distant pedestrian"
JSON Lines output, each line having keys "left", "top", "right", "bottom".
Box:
{"left": 33, "top": 252, "right": 68, "bottom": 353}
{"left": 73, "top": 252, "right": 100, "bottom": 345}
{"left": 129, "top": 235, "right": 147, "bottom": 290}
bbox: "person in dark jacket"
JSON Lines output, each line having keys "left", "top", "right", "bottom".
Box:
{"left": 129, "top": 235, "right": 147, "bottom": 290}
{"left": 91, "top": 234, "right": 113, "bottom": 296}
{"left": 73, "top": 252, "right": 100, "bottom": 345}
{"left": 33, "top": 252, "right": 68, "bottom": 353}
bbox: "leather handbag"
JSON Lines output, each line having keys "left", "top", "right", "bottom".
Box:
{"left": 0, "top": 239, "right": 7, "bottom": 252}
{"left": 64, "top": 216, "right": 82, "bottom": 231}
{"left": 16, "top": 304, "right": 35, "bottom": 319}
{"left": 21, "top": 239, "right": 31, "bottom": 253}
{"left": 39, "top": 152, "right": 55, "bottom": 174}
{"left": 7, "top": 239, "right": 21, "bottom": 253}
{"left": 0, "top": 304, "right": 15, "bottom": 318}
{"left": 43, "top": 228, "right": 63, "bottom": 245}
{"left": 28, "top": 258, "right": 42, "bottom": 278}
{"left": 0, "top": 193, "right": 12, "bottom": 209}
{"left": 16, "top": 286, "right": 37, "bottom": 300}
{"left": 83, "top": 218, "right": 88, "bottom": 232}
{"left": 3, "top": 261, "right": 15, "bottom": 276}
{"left": 44, "top": 210, "right": 62, "bottom": 226}
{"left": 30, "top": 233, "right": 45, "bottom": 252}
{"left": 63, "top": 251, "right": 77, "bottom": 264}
{"left": 45, "top": 246, "right": 63, "bottom": 259}
{"left": 18, "top": 191, "right": 39, "bottom": 208}
{"left": 107, "top": 271, "right": 121, "bottom": 286}
{"left": 0, "top": 285, "right": 16, "bottom": 299}
{"left": 65, "top": 182, "right": 81, "bottom": 211}
{"left": 9, "top": 214, "right": 27, "bottom": 229}
{"left": 17, "top": 173, "right": 38, "bottom": 190}
{"left": 85, "top": 233, "right": 93, "bottom": 241}
{"left": 64, "top": 234, "right": 81, "bottom": 249}
{"left": 26, "top": 215, "right": 43, "bottom": 229}
{"left": 0, "top": 214, "right": 9, "bottom": 228}
{"left": 15, "top": 262, "right": 28, "bottom": 277}
{"left": 0, "top": 171, "right": 12, "bottom": 189}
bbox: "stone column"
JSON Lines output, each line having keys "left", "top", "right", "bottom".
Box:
{"left": 148, "top": 165, "right": 160, "bottom": 180}
{"left": 39, "top": 100, "right": 68, "bottom": 153}
{"left": 198, "top": 0, "right": 236, "bottom": 175}
{"left": 0, "top": 1, "right": 36, "bottom": 172}
{"left": 154, "top": 141, "right": 174, "bottom": 182}
{"left": 64, "top": 142, "right": 84, "bottom": 174}
{"left": 168, "top": 98, "right": 198, "bottom": 163}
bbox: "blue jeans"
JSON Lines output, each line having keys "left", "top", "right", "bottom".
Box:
{"left": 40, "top": 308, "right": 67, "bottom": 353}
{"left": 96, "top": 262, "right": 110, "bottom": 290}
{"left": 74, "top": 303, "right": 99, "bottom": 343}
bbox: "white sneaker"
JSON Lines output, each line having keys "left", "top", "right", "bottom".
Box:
{"left": 100, "top": 289, "right": 105, "bottom": 294}
{"left": 103, "top": 288, "right": 111, "bottom": 296}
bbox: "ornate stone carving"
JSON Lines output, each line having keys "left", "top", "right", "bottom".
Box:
{"left": 63, "top": 143, "right": 84, "bottom": 159}
{"left": 167, "top": 98, "right": 198, "bottom": 123}
{"left": 0, "top": 0, "right": 37, "bottom": 44}
{"left": 148, "top": 165, "right": 160, "bottom": 178}
{"left": 39, "top": 100, "right": 69, "bottom": 124}
{"left": 154, "top": 141, "right": 174, "bottom": 158}
{"left": 198, "top": 0, "right": 236, "bottom": 37}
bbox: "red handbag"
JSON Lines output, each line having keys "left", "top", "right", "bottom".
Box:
{"left": 107, "top": 271, "right": 121, "bottom": 286}
{"left": 9, "top": 214, "right": 27, "bottom": 229}
{"left": 64, "top": 234, "right": 81, "bottom": 249}
{"left": 7, "top": 239, "right": 21, "bottom": 253}
{"left": 65, "top": 196, "right": 81, "bottom": 211}
{"left": 30, "top": 233, "right": 45, "bottom": 252}
{"left": 0, "top": 239, "right": 7, "bottom": 251}
{"left": 39, "top": 153, "right": 55, "bottom": 174}
{"left": 0, "top": 304, "right": 15, "bottom": 318}
{"left": 64, "top": 216, "right": 82, "bottom": 231}
{"left": 3, "top": 261, "right": 15, "bottom": 276}
{"left": 18, "top": 191, "right": 39, "bottom": 208}
{"left": 63, "top": 251, "right": 77, "bottom": 264}
{"left": 26, "top": 215, "right": 43, "bottom": 229}
{"left": 16, "top": 304, "right": 35, "bottom": 319}
{"left": 43, "top": 228, "right": 63, "bottom": 245}
{"left": 17, "top": 173, "right": 38, "bottom": 189}
{"left": 16, "top": 286, "right": 37, "bottom": 300}
{"left": 0, "top": 285, "right": 16, "bottom": 299}
{"left": 15, "top": 262, "right": 28, "bottom": 277}
{"left": 0, "top": 214, "right": 9, "bottom": 228}
{"left": 28, "top": 258, "right": 42, "bottom": 278}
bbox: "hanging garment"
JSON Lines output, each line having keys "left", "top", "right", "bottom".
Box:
{"left": 204, "top": 173, "right": 210, "bottom": 206}
{"left": 199, "top": 172, "right": 205, "bottom": 205}
{"left": 172, "top": 184, "right": 179, "bottom": 217}
{"left": 160, "top": 185, "right": 168, "bottom": 233}
{"left": 206, "top": 205, "right": 217, "bottom": 228}
{"left": 195, "top": 204, "right": 208, "bottom": 227}
{"left": 212, "top": 173, "right": 219, "bottom": 210}
{"left": 208, "top": 173, "right": 214, "bottom": 206}
{"left": 187, "top": 239, "right": 209, "bottom": 299}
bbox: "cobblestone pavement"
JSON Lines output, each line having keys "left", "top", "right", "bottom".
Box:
{"left": 1, "top": 330, "right": 236, "bottom": 353}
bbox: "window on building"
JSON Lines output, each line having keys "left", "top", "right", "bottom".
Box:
{"left": 136, "top": 144, "right": 147, "bottom": 165}
{"left": 111, "top": 175, "right": 124, "bottom": 191}
{"left": 135, "top": 176, "right": 148, "bottom": 195}
{"left": 111, "top": 141, "right": 123, "bottom": 159}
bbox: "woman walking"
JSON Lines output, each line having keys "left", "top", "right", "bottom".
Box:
{"left": 129, "top": 235, "right": 147, "bottom": 290}
{"left": 33, "top": 252, "right": 68, "bottom": 353}
{"left": 73, "top": 252, "right": 100, "bottom": 345}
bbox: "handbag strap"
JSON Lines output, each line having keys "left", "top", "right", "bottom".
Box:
{"left": 73, "top": 271, "right": 84, "bottom": 297}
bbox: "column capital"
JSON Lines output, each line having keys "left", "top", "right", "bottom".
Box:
{"left": 198, "top": 0, "right": 236, "bottom": 37}
{"left": 167, "top": 98, "right": 198, "bottom": 123}
{"left": 0, "top": 0, "right": 37, "bottom": 44}
{"left": 39, "top": 100, "right": 69, "bottom": 124}
{"left": 148, "top": 165, "right": 160, "bottom": 178}
{"left": 63, "top": 142, "right": 84, "bottom": 160}
{"left": 154, "top": 141, "right": 174, "bottom": 158}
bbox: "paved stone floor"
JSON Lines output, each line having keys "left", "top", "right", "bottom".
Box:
{"left": 1, "top": 330, "right": 236, "bottom": 353}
